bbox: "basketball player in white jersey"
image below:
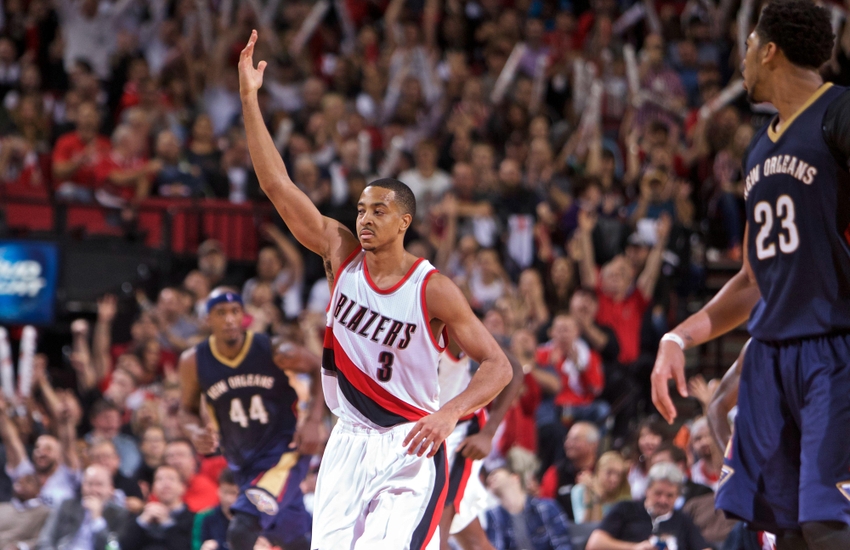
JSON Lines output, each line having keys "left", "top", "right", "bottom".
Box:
{"left": 239, "top": 31, "right": 512, "bottom": 550}
{"left": 438, "top": 339, "right": 522, "bottom": 550}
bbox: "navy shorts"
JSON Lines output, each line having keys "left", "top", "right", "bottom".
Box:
{"left": 231, "top": 450, "right": 312, "bottom": 545}
{"left": 715, "top": 334, "right": 850, "bottom": 533}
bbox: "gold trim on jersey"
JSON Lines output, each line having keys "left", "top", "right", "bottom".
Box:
{"left": 256, "top": 451, "right": 299, "bottom": 497}
{"left": 768, "top": 82, "right": 833, "bottom": 142}
{"left": 209, "top": 331, "right": 254, "bottom": 369}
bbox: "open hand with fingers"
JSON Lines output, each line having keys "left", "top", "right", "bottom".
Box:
{"left": 651, "top": 339, "right": 688, "bottom": 423}
{"left": 457, "top": 432, "right": 493, "bottom": 461}
{"left": 403, "top": 409, "right": 458, "bottom": 458}
{"left": 239, "top": 30, "right": 267, "bottom": 99}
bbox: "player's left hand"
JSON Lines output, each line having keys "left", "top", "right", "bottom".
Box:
{"left": 291, "top": 418, "right": 328, "bottom": 455}
{"left": 403, "top": 409, "right": 458, "bottom": 458}
{"left": 456, "top": 432, "right": 492, "bottom": 461}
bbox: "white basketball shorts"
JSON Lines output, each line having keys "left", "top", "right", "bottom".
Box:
{"left": 311, "top": 420, "right": 448, "bottom": 550}
{"left": 444, "top": 411, "right": 491, "bottom": 534}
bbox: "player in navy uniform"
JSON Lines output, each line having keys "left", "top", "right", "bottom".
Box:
{"left": 179, "top": 289, "right": 325, "bottom": 550}
{"left": 651, "top": 1, "right": 850, "bottom": 548}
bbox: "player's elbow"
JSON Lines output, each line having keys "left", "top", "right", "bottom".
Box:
{"left": 492, "top": 355, "right": 513, "bottom": 392}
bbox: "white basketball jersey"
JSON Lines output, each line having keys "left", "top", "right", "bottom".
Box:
{"left": 438, "top": 349, "right": 472, "bottom": 407}
{"left": 323, "top": 249, "right": 445, "bottom": 429}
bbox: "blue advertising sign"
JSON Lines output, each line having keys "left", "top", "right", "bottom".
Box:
{"left": 0, "top": 241, "right": 59, "bottom": 325}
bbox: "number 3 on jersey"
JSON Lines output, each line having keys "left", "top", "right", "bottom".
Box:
{"left": 377, "top": 351, "right": 394, "bottom": 382}
{"left": 229, "top": 395, "right": 269, "bottom": 427}
{"left": 754, "top": 195, "right": 800, "bottom": 260}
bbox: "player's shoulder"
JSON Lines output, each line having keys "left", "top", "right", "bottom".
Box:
{"left": 742, "top": 119, "right": 772, "bottom": 167}
{"left": 822, "top": 86, "right": 850, "bottom": 132}
{"left": 179, "top": 344, "right": 199, "bottom": 365}
{"left": 249, "top": 330, "right": 271, "bottom": 348}
{"left": 423, "top": 271, "right": 460, "bottom": 296}
{"left": 423, "top": 271, "right": 467, "bottom": 316}
{"left": 821, "top": 86, "right": 850, "bottom": 166}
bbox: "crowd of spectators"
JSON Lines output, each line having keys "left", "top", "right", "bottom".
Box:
{"left": 4, "top": 0, "right": 849, "bottom": 548}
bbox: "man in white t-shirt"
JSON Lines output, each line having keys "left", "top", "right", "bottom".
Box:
{"left": 398, "top": 140, "right": 451, "bottom": 221}
{"left": 1, "top": 399, "right": 80, "bottom": 508}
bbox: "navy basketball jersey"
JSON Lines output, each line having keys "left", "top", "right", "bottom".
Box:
{"left": 196, "top": 332, "right": 298, "bottom": 468}
{"left": 743, "top": 83, "right": 850, "bottom": 340}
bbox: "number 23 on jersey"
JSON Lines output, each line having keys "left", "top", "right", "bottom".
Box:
{"left": 753, "top": 194, "right": 800, "bottom": 260}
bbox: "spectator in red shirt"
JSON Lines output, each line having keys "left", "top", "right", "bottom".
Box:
{"left": 52, "top": 101, "right": 111, "bottom": 201}
{"left": 93, "top": 124, "right": 160, "bottom": 205}
{"left": 576, "top": 210, "right": 671, "bottom": 367}
{"left": 163, "top": 439, "right": 219, "bottom": 513}
{"left": 536, "top": 314, "right": 608, "bottom": 427}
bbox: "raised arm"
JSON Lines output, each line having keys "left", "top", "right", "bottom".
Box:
{"left": 239, "top": 31, "right": 359, "bottom": 272}
{"left": 0, "top": 397, "right": 26, "bottom": 469}
{"left": 651, "top": 225, "right": 760, "bottom": 423}
{"left": 262, "top": 224, "right": 305, "bottom": 287}
{"left": 403, "top": 274, "right": 512, "bottom": 457}
{"left": 56, "top": 392, "right": 82, "bottom": 471}
{"left": 70, "top": 319, "right": 97, "bottom": 393}
{"left": 433, "top": 195, "right": 459, "bottom": 273}
{"left": 33, "top": 354, "right": 63, "bottom": 423}
{"left": 576, "top": 209, "right": 599, "bottom": 289}
{"left": 635, "top": 214, "right": 672, "bottom": 299}
{"left": 92, "top": 294, "right": 117, "bottom": 382}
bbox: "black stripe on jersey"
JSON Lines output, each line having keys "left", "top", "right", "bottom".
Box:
{"left": 410, "top": 444, "right": 448, "bottom": 550}
{"left": 321, "top": 346, "right": 337, "bottom": 373}
{"left": 325, "top": 345, "right": 408, "bottom": 427}
{"left": 445, "top": 416, "right": 482, "bottom": 505}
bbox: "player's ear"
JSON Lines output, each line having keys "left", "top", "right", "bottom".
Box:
{"left": 399, "top": 212, "right": 412, "bottom": 232}
{"left": 761, "top": 41, "right": 778, "bottom": 66}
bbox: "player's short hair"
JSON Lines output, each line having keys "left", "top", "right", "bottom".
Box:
{"left": 366, "top": 178, "right": 416, "bottom": 220}
{"left": 755, "top": 0, "right": 834, "bottom": 69}
{"left": 219, "top": 468, "right": 236, "bottom": 486}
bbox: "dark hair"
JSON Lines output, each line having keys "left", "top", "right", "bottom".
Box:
{"left": 366, "top": 178, "right": 417, "bottom": 219}
{"left": 648, "top": 120, "right": 669, "bottom": 136}
{"left": 639, "top": 414, "right": 669, "bottom": 438}
{"left": 90, "top": 399, "right": 121, "bottom": 419}
{"left": 653, "top": 443, "right": 688, "bottom": 466}
{"left": 219, "top": 468, "right": 236, "bottom": 486}
{"left": 154, "top": 464, "right": 185, "bottom": 484}
{"left": 755, "top": 0, "right": 834, "bottom": 68}
{"left": 572, "top": 287, "right": 599, "bottom": 302}
{"left": 166, "top": 436, "right": 197, "bottom": 456}
{"left": 573, "top": 176, "right": 602, "bottom": 198}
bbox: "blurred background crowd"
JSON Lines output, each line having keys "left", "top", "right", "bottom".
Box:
{"left": 2, "top": 0, "right": 848, "bottom": 548}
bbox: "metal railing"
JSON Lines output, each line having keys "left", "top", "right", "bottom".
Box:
{"left": 0, "top": 195, "right": 277, "bottom": 262}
